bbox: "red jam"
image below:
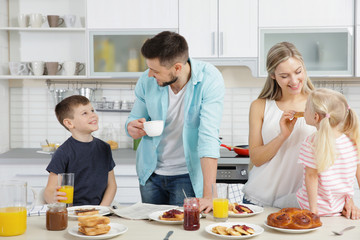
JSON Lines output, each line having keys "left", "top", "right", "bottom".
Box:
{"left": 183, "top": 198, "right": 200, "bottom": 231}
{"left": 162, "top": 209, "right": 183, "bottom": 218}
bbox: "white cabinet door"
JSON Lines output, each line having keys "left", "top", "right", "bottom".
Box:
{"left": 259, "top": 0, "right": 354, "bottom": 28}
{"left": 356, "top": 26, "right": 360, "bottom": 76}
{"left": 219, "top": 0, "right": 258, "bottom": 58}
{"left": 87, "top": 0, "right": 178, "bottom": 29}
{"left": 179, "top": 0, "right": 217, "bottom": 58}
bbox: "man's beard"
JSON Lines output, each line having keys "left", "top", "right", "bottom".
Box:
{"left": 160, "top": 75, "right": 178, "bottom": 87}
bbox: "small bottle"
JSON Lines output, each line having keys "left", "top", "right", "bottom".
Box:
{"left": 46, "top": 202, "right": 68, "bottom": 231}
{"left": 183, "top": 197, "right": 200, "bottom": 231}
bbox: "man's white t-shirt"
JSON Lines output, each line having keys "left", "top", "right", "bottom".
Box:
{"left": 155, "top": 84, "right": 188, "bottom": 175}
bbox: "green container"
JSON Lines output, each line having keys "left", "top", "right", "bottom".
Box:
{"left": 133, "top": 138, "right": 141, "bottom": 151}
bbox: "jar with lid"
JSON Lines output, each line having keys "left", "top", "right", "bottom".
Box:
{"left": 183, "top": 197, "right": 200, "bottom": 231}
{"left": 46, "top": 202, "right": 68, "bottom": 231}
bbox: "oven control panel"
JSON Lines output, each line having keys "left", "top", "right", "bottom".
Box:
{"left": 216, "top": 164, "right": 248, "bottom": 181}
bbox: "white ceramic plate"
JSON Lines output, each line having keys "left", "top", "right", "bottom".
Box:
{"left": 206, "top": 222, "right": 264, "bottom": 239}
{"left": 148, "top": 210, "right": 184, "bottom": 224}
{"left": 68, "top": 223, "right": 127, "bottom": 239}
{"left": 264, "top": 221, "right": 322, "bottom": 233}
{"left": 228, "top": 204, "right": 264, "bottom": 217}
{"left": 67, "top": 205, "right": 111, "bottom": 218}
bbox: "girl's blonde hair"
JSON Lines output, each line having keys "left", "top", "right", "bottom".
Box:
{"left": 258, "top": 42, "right": 314, "bottom": 100}
{"left": 308, "top": 88, "right": 360, "bottom": 172}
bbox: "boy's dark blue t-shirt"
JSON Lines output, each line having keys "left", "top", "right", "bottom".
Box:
{"left": 46, "top": 136, "right": 115, "bottom": 206}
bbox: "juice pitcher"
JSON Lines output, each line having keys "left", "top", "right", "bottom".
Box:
{"left": 0, "top": 180, "right": 27, "bottom": 236}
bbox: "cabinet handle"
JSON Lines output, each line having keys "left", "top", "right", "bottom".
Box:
{"left": 220, "top": 32, "right": 224, "bottom": 56}
{"left": 212, "top": 32, "right": 216, "bottom": 56}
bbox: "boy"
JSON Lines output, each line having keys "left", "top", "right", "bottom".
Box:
{"left": 44, "top": 95, "right": 117, "bottom": 206}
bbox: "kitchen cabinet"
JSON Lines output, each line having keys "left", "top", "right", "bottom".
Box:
{"left": 87, "top": 0, "right": 178, "bottom": 29}
{"left": 0, "top": 0, "right": 87, "bottom": 79}
{"left": 179, "top": 0, "right": 258, "bottom": 76}
{"left": 259, "top": 0, "right": 354, "bottom": 28}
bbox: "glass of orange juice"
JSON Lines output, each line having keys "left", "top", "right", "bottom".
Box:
{"left": 212, "top": 183, "right": 229, "bottom": 222}
{"left": 58, "top": 173, "right": 74, "bottom": 207}
{"left": 0, "top": 180, "right": 27, "bottom": 236}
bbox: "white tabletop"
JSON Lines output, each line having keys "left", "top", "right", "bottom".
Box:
{"left": 8, "top": 206, "right": 360, "bottom": 240}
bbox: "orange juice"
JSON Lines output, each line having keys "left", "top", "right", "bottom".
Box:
{"left": 213, "top": 198, "right": 229, "bottom": 219}
{"left": 0, "top": 207, "right": 27, "bottom": 236}
{"left": 58, "top": 185, "right": 74, "bottom": 204}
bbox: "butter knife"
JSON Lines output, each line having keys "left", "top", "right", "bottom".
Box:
{"left": 163, "top": 230, "right": 174, "bottom": 240}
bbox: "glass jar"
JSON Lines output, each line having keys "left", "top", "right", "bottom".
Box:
{"left": 183, "top": 197, "right": 200, "bottom": 231}
{"left": 46, "top": 202, "right": 68, "bottom": 231}
{"left": 0, "top": 180, "right": 27, "bottom": 236}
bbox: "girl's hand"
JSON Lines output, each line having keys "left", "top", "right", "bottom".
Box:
{"left": 279, "top": 111, "right": 297, "bottom": 139}
{"left": 55, "top": 186, "right": 67, "bottom": 202}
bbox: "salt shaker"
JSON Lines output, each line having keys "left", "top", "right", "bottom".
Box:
{"left": 183, "top": 197, "right": 200, "bottom": 231}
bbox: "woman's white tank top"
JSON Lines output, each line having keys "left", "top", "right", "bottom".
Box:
{"left": 242, "top": 99, "right": 315, "bottom": 206}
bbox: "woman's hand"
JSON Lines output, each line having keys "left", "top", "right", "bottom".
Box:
{"left": 342, "top": 196, "right": 360, "bottom": 220}
{"left": 127, "top": 118, "right": 147, "bottom": 139}
{"left": 279, "top": 111, "right": 297, "bottom": 139}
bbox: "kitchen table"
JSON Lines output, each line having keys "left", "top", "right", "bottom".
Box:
{"left": 8, "top": 207, "right": 360, "bottom": 240}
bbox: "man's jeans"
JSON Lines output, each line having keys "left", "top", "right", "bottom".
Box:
{"left": 140, "top": 173, "right": 196, "bottom": 206}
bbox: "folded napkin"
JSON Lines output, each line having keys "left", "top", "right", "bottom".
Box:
{"left": 27, "top": 205, "right": 48, "bottom": 217}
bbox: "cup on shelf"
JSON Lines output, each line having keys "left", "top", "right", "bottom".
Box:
{"left": 45, "top": 62, "right": 62, "bottom": 75}
{"left": 47, "top": 15, "right": 64, "bottom": 28}
{"left": 62, "top": 61, "right": 85, "bottom": 75}
{"left": 27, "top": 61, "right": 45, "bottom": 76}
{"left": 17, "top": 14, "right": 29, "bottom": 28}
{"left": 29, "top": 13, "right": 46, "bottom": 28}
{"left": 64, "top": 15, "right": 76, "bottom": 28}
{"left": 9, "top": 62, "right": 28, "bottom": 75}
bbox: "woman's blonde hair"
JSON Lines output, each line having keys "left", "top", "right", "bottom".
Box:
{"left": 258, "top": 42, "right": 314, "bottom": 100}
{"left": 308, "top": 88, "right": 360, "bottom": 172}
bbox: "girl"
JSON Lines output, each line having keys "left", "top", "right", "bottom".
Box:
{"left": 296, "top": 88, "right": 360, "bottom": 216}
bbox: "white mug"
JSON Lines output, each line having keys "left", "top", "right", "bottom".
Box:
{"left": 27, "top": 61, "right": 45, "bottom": 76}
{"left": 18, "top": 14, "right": 29, "bottom": 28}
{"left": 29, "top": 13, "right": 46, "bottom": 28}
{"left": 9, "top": 62, "right": 27, "bottom": 75}
{"left": 63, "top": 61, "right": 85, "bottom": 75}
{"left": 64, "top": 15, "right": 76, "bottom": 28}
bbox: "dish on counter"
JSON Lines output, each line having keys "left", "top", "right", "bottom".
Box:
{"left": 148, "top": 210, "right": 184, "bottom": 224}
{"left": 68, "top": 223, "right": 127, "bottom": 239}
{"left": 228, "top": 203, "right": 264, "bottom": 217}
{"left": 205, "top": 222, "right": 264, "bottom": 239}
{"left": 263, "top": 221, "right": 322, "bottom": 233}
{"left": 67, "top": 205, "right": 111, "bottom": 218}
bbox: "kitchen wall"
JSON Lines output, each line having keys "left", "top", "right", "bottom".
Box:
{"left": 8, "top": 66, "right": 360, "bottom": 149}
{"left": 0, "top": 0, "right": 9, "bottom": 153}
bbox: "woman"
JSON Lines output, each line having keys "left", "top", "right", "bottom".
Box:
{"left": 242, "top": 42, "right": 360, "bottom": 219}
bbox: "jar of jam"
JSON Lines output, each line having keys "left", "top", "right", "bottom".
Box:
{"left": 46, "top": 202, "right": 68, "bottom": 231}
{"left": 183, "top": 197, "right": 200, "bottom": 231}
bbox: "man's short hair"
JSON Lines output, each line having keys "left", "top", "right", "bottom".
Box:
{"left": 55, "top": 95, "right": 90, "bottom": 130}
{"left": 141, "top": 31, "right": 189, "bottom": 67}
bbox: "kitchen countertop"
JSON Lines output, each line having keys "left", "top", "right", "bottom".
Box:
{"left": 0, "top": 148, "right": 136, "bottom": 165}
{"left": 8, "top": 206, "right": 360, "bottom": 240}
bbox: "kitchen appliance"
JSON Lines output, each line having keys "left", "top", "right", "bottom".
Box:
{"left": 217, "top": 149, "right": 249, "bottom": 184}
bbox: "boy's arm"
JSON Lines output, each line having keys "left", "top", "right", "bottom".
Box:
{"left": 44, "top": 172, "right": 66, "bottom": 203}
{"left": 305, "top": 166, "right": 319, "bottom": 215}
{"left": 100, "top": 170, "right": 117, "bottom": 206}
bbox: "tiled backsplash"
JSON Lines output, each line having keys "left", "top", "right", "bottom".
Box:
{"left": 9, "top": 85, "right": 360, "bottom": 149}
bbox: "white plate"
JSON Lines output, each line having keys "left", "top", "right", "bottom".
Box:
{"left": 264, "top": 221, "right": 322, "bottom": 233}
{"left": 68, "top": 223, "right": 127, "bottom": 239}
{"left": 148, "top": 210, "right": 184, "bottom": 224}
{"left": 205, "top": 222, "right": 264, "bottom": 239}
{"left": 228, "top": 204, "right": 264, "bottom": 217}
{"left": 67, "top": 205, "right": 111, "bottom": 218}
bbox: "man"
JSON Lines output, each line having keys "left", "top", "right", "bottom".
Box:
{"left": 125, "top": 31, "right": 224, "bottom": 213}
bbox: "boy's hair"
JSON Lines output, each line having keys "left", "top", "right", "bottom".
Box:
{"left": 55, "top": 95, "right": 90, "bottom": 131}
{"left": 309, "top": 88, "right": 360, "bottom": 172}
{"left": 141, "top": 31, "right": 189, "bottom": 68}
{"left": 258, "top": 42, "right": 314, "bottom": 100}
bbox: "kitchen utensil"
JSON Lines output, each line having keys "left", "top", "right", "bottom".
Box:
{"left": 332, "top": 226, "right": 355, "bottom": 235}
{"left": 50, "top": 89, "right": 68, "bottom": 105}
{"left": 78, "top": 87, "right": 94, "bottom": 101}
{"left": 220, "top": 144, "right": 249, "bottom": 156}
{"left": 163, "top": 230, "right": 173, "bottom": 240}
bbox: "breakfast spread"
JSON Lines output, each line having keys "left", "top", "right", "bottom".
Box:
{"left": 294, "top": 112, "right": 304, "bottom": 118}
{"left": 78, "top": 215, "right": 111, "bottom": 236}
{"left": 159, "top": 209, "right": 184, "bottom": 221}
{"left": 212, "top": 224, "right": 255, "bottom": 236}
{"left": 75, "top": 208, "right": 99, "bottom": 216}
{"left": 228, "top": 203, "right": 254, "bottom": 214}
{"left": 267, "top": 208, "right": 322, "bottom": 229}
